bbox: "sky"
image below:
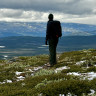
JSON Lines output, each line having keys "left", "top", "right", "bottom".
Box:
{"left": 0, "top": 0, "right": 96, "bottom": 25}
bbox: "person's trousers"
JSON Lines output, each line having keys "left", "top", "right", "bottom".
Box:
{"left": 48, "top": 38, "right": 58, "bottom": 65}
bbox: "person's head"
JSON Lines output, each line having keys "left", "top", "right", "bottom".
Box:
{"left": 48, "top": 14, "right": 53, "bottom": 21}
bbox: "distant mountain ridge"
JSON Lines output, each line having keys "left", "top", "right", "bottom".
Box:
{"left": 0, "top": 35, "right": 96, "bottom": 47}
{"left": 0, "top": 22, "right": 96, "bottom": 37}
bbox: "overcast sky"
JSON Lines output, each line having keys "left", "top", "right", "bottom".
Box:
{"left": 0, "top": 0, "right": 96, "bottom": 24}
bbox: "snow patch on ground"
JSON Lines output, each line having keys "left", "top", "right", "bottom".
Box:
{"left": 55, "top": 66, "right": 70, "bottom": 73}
{"left": 86, "top": 72, "right": 96, "bottom": 80}
{"left": 29, "top": 69, "right": 34, "bottom": 72}
{"left": 15, "top": 71, "right": 25, "bottom": 81}
{"left": 6, "top": 80, "right": 12, "bottom": 83}
{"left": 15, "top": 71, "right": 23, "bottom": 75}
{"left": 67, "top": 72, "right": 80, "bottom": 76}
{"left": 76, "top": 60, "right": 86, "bottom": 65}
{"left": 0, "top": 81, "right": 5, "bottom": 84}
{"left": 67, "top": 72, "right": 96, "bottom": 80}
{"left": 0, "top": 80, "right": 12, "bottom": 84}
{"left": 33, "top": 66, "right": 43, "bottom": 71}
{"left": 89, "top": 89, "right": 95, "bottom": 95}
{"left": 17, "top": 76, "right": 25, "bottom": 81}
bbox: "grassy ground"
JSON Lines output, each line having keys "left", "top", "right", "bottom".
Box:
{"left": 1, "top": 49, "right": 96, "bottom": 96}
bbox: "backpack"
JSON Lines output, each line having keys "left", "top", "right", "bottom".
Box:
{"left": 52, "top": 20, "right": 62, "bottom": 38}
{"left": 46, "top": 20, "right": 62, "bottom": 39}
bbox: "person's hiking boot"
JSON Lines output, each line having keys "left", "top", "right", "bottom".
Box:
{"left": 46, "top": 63, "right": 53, "bottom": 67}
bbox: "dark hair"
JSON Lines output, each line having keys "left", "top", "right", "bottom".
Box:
{"left": 48, "top": 14, "right": 53, "bottom": 20}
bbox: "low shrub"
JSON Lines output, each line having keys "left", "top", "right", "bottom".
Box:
{"left": 38, "top": 79, "right": 91, "bottom": 96}
{"left": 61, "top": 65, "right": 84, "bottom": 73}
{"left": 86, "top": 66, "right": 96, "bottom": 72}
{"left": 90, "top": 78, "right": 96, "bottom": 90}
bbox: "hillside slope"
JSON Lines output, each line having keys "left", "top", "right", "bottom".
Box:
{"left": 0, "top": 36, "right": 96, "bottom": 59}
{"left": 0, "top": 49, "right": 96, "bottom": 95}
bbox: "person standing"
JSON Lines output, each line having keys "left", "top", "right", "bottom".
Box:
{"left": 45, "top": 14, "right": 62, "bottom": 67}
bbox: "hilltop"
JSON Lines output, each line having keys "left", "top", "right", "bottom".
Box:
{"left": 0, "top": 49, "right": 96, "bottom": 95}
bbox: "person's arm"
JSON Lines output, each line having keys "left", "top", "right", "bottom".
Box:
{"left": 45, "top": 22, "right": 49, "bottom": 45}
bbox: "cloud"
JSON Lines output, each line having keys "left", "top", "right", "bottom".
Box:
{"left": 0, "top": 9, "right": 96, "bottom": 25}
{"left": 0, "top": 0, "right": 95, "bottom": 15}
{"left": 0, "top": 9, "right": 49, "bottom": 22}
{"left": 0, "top": 0, "right": 96, "bottom": 24}
{"left": 0, "top": 9, "right": 23, "bottom": 18}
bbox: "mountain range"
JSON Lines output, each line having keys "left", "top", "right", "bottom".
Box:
{"left": 0, "top": 22, "right": 96, "bottom": 37}
{"left": 0, "top": 21, "right": 96, "bottom": 59}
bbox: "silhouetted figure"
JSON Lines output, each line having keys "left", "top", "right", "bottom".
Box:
{"left": 45, "top": 14, "right": 62, "bottom": 66}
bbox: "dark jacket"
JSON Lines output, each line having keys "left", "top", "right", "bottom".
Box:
{"left": 46, "top": 20, "right": 62, "bottom": 40}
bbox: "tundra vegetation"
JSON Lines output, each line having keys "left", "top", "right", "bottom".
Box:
{"left": 0, "top": 49, "right": 96, "bottom": 96}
